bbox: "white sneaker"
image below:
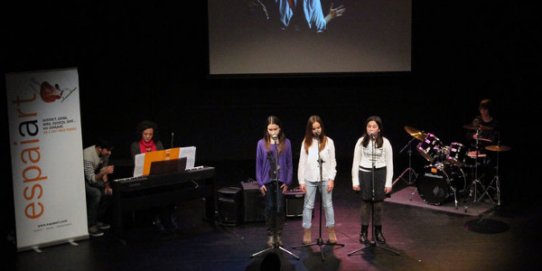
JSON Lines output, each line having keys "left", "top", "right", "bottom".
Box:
{"left": 96, "top": 222, "right": 110, "bottom": 230}
{"left": 89, "top": 225, "right": 104, "bottom": 237}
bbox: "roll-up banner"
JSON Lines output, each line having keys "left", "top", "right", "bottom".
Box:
{"left": 5, "top": 68, "right": 88, "bottom": 251}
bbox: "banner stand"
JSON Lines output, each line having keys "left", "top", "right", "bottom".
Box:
{"left": 6, "top": 68, "right": 89, "bottom": 252}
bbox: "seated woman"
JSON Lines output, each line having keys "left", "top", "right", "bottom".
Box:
{"left": 131, "top": 120, "right": 177, "bottom": 232}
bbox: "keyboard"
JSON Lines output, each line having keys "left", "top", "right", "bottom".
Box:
{"left": 111, "top": 166, "right": 216, "bottom": 235}
{"left": 114, "top": 175, "right": 148, "bottom": 184}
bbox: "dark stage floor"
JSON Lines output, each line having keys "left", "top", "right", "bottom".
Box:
{"left": 7, "top": 172, "right": 542, "bottom": 271}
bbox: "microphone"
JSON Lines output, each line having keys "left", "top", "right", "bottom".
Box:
{"left": 314, "top": 130, "right": 321, "bottom": 137}
{"left": 369, "top": 132, "right": 377, "bottom": 140}
{"left": 170, "top": 132, "right": 175, "bottom": 148}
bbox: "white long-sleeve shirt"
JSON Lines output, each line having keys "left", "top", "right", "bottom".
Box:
{"left": 298, "top": 137, "right": 337, "bottom": 185}
{"left": 351, "top": 137, "right": 394, "bottom": 188}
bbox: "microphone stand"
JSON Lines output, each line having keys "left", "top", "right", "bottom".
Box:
{"left": 292, "top": 135, "right": 344, "bottom": 261}
{"left": 349, "top": 135, "right": 400, "bottom": 256}
{"left": 251, "top": 138, "right": 299, "bottom": 260}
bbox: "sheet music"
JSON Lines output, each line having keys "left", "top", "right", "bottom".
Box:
{"left": 133, "top": 153, "right": 146, "bottom": 177}
{"left": 132, "top": 146, "right": 197, "bottom": 177}
{"left": 179, "top": 146, "right": 196, "bottom": 169}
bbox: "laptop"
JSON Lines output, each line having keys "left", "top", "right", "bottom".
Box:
{"left": 149, "top": 157, "right": 187, "bottom": 176}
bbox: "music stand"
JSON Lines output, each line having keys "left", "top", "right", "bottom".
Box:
{"left": 348, "top": 136, "right": 400, "bottom": 257}
{"left": 292, "top": 136, "right": 344, "bottom": 261}
{"left": 251, "top": 140, "right": 299, "bottom": 260}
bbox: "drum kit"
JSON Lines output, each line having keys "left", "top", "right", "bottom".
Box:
{"left": 400, "top": 124, "right": 510, "bottom": 208}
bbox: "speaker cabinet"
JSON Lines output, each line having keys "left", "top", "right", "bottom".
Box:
{"left": 284, "top": 189, "right": 304, "bottom": 217}
{"left": 217, "top": 187, "right": 242, "bottom": 225}
{"left": 241, "top": 181, "right": 265, "bottom": 223}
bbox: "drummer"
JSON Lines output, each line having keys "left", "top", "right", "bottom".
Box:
{"left": 466, "top": 98, "right": 500, "bottom": 152}
{"left": 472, "top": 99, "right": 499, "bottom": 142}
{"left": 465, "top": 98, "right": 501, "bottom": 171}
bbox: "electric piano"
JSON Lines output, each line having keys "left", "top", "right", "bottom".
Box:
{"left": 111, "top": 166, "right": 216, "bottom": 235}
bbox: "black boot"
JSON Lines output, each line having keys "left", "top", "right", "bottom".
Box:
{"left": 359, "top": 225, "right": 369, "bottom": 244}
{"left": 375, "top": 225, "right": 386, "bottom": 244}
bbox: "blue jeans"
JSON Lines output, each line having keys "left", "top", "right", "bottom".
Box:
{"left": 302, "top": 180, "right": 335, "bottom": 229}
{"left": 85, "top": 182, "right": 111, "bottom": 226}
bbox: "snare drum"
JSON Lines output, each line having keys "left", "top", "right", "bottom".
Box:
{"left": 416, "top": 133, "right": 443, "bottom": 162}
{"left": 464, "top": 150, "right": 489, "bottom": 168}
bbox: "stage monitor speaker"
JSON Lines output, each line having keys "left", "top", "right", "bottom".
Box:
{"left": 217, "top": 186, "right": 242, "bottom": 226}
{"left": 284, "top": 189, "right": 304, "bottom": 217}
{"left": 240, "top": 181, "right": 265, "bottom": 223}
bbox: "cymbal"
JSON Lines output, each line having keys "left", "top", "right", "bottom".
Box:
{"left": 485, "top": 145, "right": 511, "bottom": 152}
{"left": 404, "top": 126, "right": 426, "bottom": 141}
{"left": 463, "top": 124, "right": 493, "bottom": 131}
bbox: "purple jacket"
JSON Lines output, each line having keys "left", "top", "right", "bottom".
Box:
{"left": 256, "top": 138, "right": 293, "bottom": 187}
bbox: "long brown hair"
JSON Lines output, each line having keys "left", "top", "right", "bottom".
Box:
{"left": 303, "top": 115, "right": 327, "bottom": 154}
{"left": 264, "top": 115, "right": 286, "bottom": 153}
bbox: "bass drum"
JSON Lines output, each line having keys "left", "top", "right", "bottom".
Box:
{"left": 416, "top": 165, "right": 466, "bottom": 205}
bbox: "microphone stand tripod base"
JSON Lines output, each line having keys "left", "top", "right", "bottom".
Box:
{"left": 251, "top": 242, "right": 300, "bottom": 260}
{"left": 292, "top": 236, "right": 345, "bottom": 261}
{"left": 250, "top": 180, "right": 299, "bottom": 260}
{"left": 348, "top": 241, "right": 400, "bottom": 257}
{"left": 347, "top": 229, "right": 401, "bottom": 256}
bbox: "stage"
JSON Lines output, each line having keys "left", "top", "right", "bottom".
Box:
{"left": 8, "top": 171, "right": 542, "bottom": 271}
{"left": 387, "top": 185, "right": 495, "bottom": 217}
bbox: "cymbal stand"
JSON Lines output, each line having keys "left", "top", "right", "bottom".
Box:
{"left": 478, "top": 144, "right": 502, "bottom": 206}
{"left": 469, "top": 128, "right": 486, "bottom": 202}
{"left": 392, "top": 137, "right": 418, "bottom": 187}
